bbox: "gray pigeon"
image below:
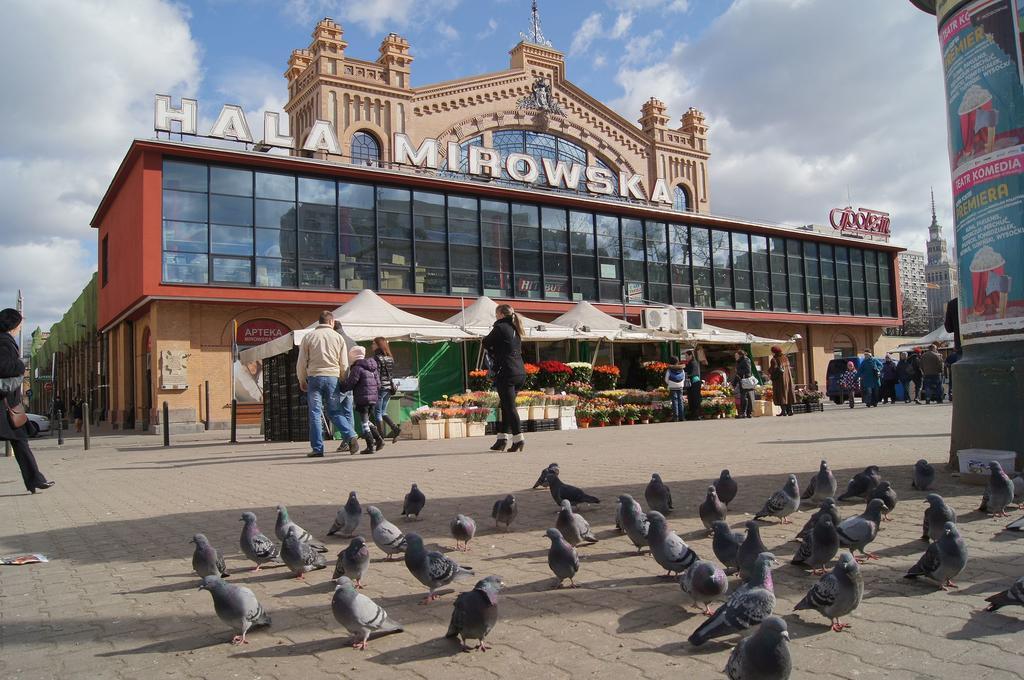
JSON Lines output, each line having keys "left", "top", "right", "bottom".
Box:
{"left": 404, "top": 532, "right": 474, "bottom": 603}
{"left": 754, "top": 475, "right": 800, "bottom": 524}
{"left": 1012, "top": 474, "right": 1024, "bottom": 504}
{"left": 985, "top": 576, "right": 1024, "bottom": 611}
{"left": 645, "top": 473, "right": 674, "bottom": 515}
{"left": 281, "top": 526, "right": 327, "bottom": 579}
{"left": 618, "top": 494, "right": 649, "bottom": 554}
{"left": 332, "top": 576, "right": 403, "bottom": 650}
{"left": 905, "top": 521, "right": 968, "bottom": 590}
{"left": 797, "top": 498, "right": 840, "bottom": 543}
{"left": 711, "top": 521, "right": 744, "bottom": 573}
{"left": 922, "top": 493, "right": 957, "bottom": 541}
{"left": 792, "top": 515, "right": 840, "bottom": 574}
{"left": 544, "top": 527, "right": 580, "bottom": 588}
{"left": 491, "top": 495, "right": 518, "bottom": 531}
{"left": 450, "top": 514, "right": 477, "bottom": 552}
{"left": 724, "top": 615, "right": 791, "bottom": 680}
{"left": 680, "top": 559, "right": 729, "bottom": 615}
{"left": 802, "top": 460, "right": 837, "bottom": 504}
{"left": 402, "top": 483, "right": 426, "bottom": 520}
{"left": 547, "top": 469, "right": 600, "bottom": 507}
{"left": 327, "top": 491, "right": 362, "bottom": 537}
{"left": 276, "top": 505, "right": 327, "bottom": 552}
{"left": 532, "top": 463, "right": 559, "bottom": 490}
{"left": 794, "top": 551, "right": 863, "bottom": 632}
{"left": 869, "top": 481, "right": 898, "bottom": 520}
{"left": 979, "top": 461, "right": 1015, "bottom": 517}
{"left": 737, "top": 521, "right": 769, "bottom": 582}
{"left": 199, "top": 575, "right": 270, "bottom": 645}
{"left": 1006, "top": 515, "right": 1024, "bottom": 531}
{"left": 837, "top": 465, "right": 881, "bottom": 502}
{"left": 912, "top": 459, "right": 936, "bottom": 491}
{"left": 647, "top": 511, "right": 699, "bottom": 577}
{"left": 445, "top": 575, "right": 505, "bottom": 652}
{"left": 689, "top": 552, "right": 778, "bottom": 646}
{"left": 191, "top": 533, "right": 229, "bottom": 579}
{"left": 367, "top": 506, "right": 407, "bottom": 560}
{"left": 239, "top": 512, "right": 280, "bottom": 572}
{"left": 715, "top": 469, "right": 739, "bottom": 507}
{"left": 556, "top": 499, "right": 598, "bottom": 547}
{"left": 699, "top": 485, "right": 727, "bottom": 533}
{"left": 332, "top": 536, "right": 370, "bottom": 587}
{"left": 836, "top": 499, "right": 884, "bottom": 562}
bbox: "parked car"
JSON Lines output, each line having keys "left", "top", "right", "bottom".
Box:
{"left": 825, "top": 357, "right": 863, "bottom": 405}
{"left": 26, "top": 413, "right": 50, "bottom": 437}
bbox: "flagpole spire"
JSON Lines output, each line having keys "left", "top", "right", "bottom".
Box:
{"left": 520, "top": 0, "right": 552, "bottom": 47}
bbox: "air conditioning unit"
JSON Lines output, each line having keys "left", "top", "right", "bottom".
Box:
{"left": 642, "top": 307, "right": 670, "bottom": 331}
{"left": 676, "top": 309, "right": 704, "bottom": 331}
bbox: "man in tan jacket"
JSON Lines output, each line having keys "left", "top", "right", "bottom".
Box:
{"left": 297, "top": 310, "right": 359, "bottom": 456}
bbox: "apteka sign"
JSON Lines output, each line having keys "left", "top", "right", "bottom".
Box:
{"left": 154, "top": 95, "right": 676, "bottom": 204}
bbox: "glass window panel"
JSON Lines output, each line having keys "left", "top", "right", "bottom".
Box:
{"left": 416, "top": 241, "right": 447, "bottom": 269}
{"left": 511, "top": 203, "right": 539, "bottom": 227}
{"left": 163, "top": 221, "right": 207, "bottom": 253}
{"left": 299, "top": 203, "right": 336, "bottom": 233}
{"left": 340, "top": 234, "right": 375, "bottom": 263}
{"left": 210, "top": 194, "right": 253, "bottom": 226}
{"left": 691, "top": 227, "right": 712, "bottom": 307}
{"left": 483, "top": 271, "right": 512, "bottom": 297}
{"left": 754, "top": 286, "right": 770, "bottom": 311}
{"left": 211, "top": 224, "right": 253, "bottom": 256}
{"left": 255, "top": 172, "right": 295, "bottom": 200}
{"left": 255, "top": 199, "right": 296, "bottom": 229}
{"left": 735, "top": 289, "right": 752, "bottom": 310}
{"left": 480, "top": 200, "right": 510, "bottom": 248}
{"left": 163, "top": 160, "right": 207, "bottom": 192}
{"left": 413, "top": 191, "right": 445, "bottom": 217}
{"left": 256, "top": 258, "right": 297, "bottom": 288}
{"left": 378, "top": 188, "right": 411, "bottom": 238}
{"left": 450, "top": 243, "right": 480, "bottom": 269}
{"left": 339, "top": 183, "right": 375, "bottom": 237}
{"left": 416, "top": 268, "right": 448, "bottom": 294}
{"left": 482, "top": 247, "right": 511, "bottom": 272}
{"left": 351, "top": 132, "right": 381, "bottom": 165}
{"left": 542, "top": 207, "right": 568, "bottom": 254}
{"left": 648, "top": 283, "right": 669, "bottom": 303}
{"left": 298, "top": 177, "right": 335, "bottom": 204}
{"left": 752, "top": 236, "right": 769, "bottom": 272}
{"left": 340, "top": 263, "right": 374, "bottom": 291}
{"left": 515, "top": 274, "right": 542, "bottom": 299}
{"left": 300, "top": 261, "right": 337, "bottom": 289}
{"left": 544, "top": 252, "right": 569, "bottom": 277}
{"left": 339, "top": 182, "right": 374, "bottom": 208}
{"left": 545, "top": 276, "right": 570, "bottom": 300}
{"left": 572, "top": 254, "right": 595, "bottom": 278}
{"left": 163, "top": 190, "right": 207, "bottom": 223}
{"left": 298, "top": 231, "right": 336, "bottom": 259}
{"left": 255, "top": 228, "right": 296, "bottom": 258}
{"left": 451, "top": 269, "right": 480, "bottom": 295}
{"left": 210, "top": 167, "right": 253, "bottom": 197}
{"left": 212, "top": 257, "right": 252, "bottom": 284}
{"left": 380, "top": 239, "right": 412, "bottom": 266}
{"left": 515, "top": 249, "right": 540, "bottom": 275}
{"left": 572, "top": 277, "right": 596, "bottom": 301}
{"left": 599, "top": 280, "right": 621, "bottom": 301}
{"left": 162, "top": 253, "right": 208, "bottom": 283}
{"left": 622, "top": 218, "right": 643, "bottom": 240}
{"left": 448, "top": 196, "right": 479, "bottom": 246}
{"left": 379, "top": 265, "right": 411, "bottom": 292}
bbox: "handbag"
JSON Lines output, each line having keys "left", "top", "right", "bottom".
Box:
{"left": 5, "top": 399, "right": 27, "bottom": 429}
{"left": 740, "top": 376, "right": 759, "bottom": 390}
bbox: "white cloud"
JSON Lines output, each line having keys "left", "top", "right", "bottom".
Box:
{"left": 283, "top": 0, "right": 460, "bottom": 35}
{"left": 5, "top": 239, "right": 97, "bottom": 331}
{"left": 593, "top": 54, "right": 608, "bottom": 69}
{"left": 610, "top": 0, "right": 951, "bottom": 253}
{"left": 0, "top": 0, "right": 201, "bottom": 330}
{"left": 570, "top": 12, "right": 603, "bottom": 56}
{"left": 608, "top": 0, "right": 689, "bottom": 12}
{"left": 622, "top": 30, "right": 664, "bottom": 65}
{"left": 610, "top": 12, "right": 634, "bottom": 39}
{"left": 437, "top": 21, "right": 459, "bottom": 42}
{"left": 477, "top": 18, "right": 498, "bottom": 40}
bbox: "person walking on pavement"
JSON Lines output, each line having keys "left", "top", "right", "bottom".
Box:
{"left": 769, "top": 346, "right": 796, "bottom": 416}
{"left": 337, "top": 346, "right": 385, "bottom": 454}
{"left": 72, "top": 396, "right": 83, "bottom": 433}
{"left": 684, "top": 349, "right": 704, "bottom": 420}
{"left": 920, "top": 343, "right": 945, "bottom": 404}
{"left": 483, "top": 304, "right": 527, "bottom": 452}
{"left": 0, "top": 308, "right": 54, "bottom": 494}
{"left": 297, "top": 310, "right": 359, "bottom": 457}
{"left": 857, "top": 350, "right": 882, "bottom": 407}
{"left": 839, "top": 361, "right": 859, "bottom": 408}
{"left": 907, "top": 348, "right": 924, "bottom": 403}
{"left": 879, "top": 354, "right": 898, "bottom": 405}
{"left": 664, "top": 356, "right": 687, "bottom": 422}
{"left": 732, "top": 349, "right": 756, "bottom": 419}
{"left": 372, "top": 337, "right": 402, "bottom": 443}
{"left": 896, "top": 352, "right": 913, "bottom": 403}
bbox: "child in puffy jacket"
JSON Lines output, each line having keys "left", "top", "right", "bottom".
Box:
{"left": 665, "top": 356, "right": 686, "bottom": 422}
{"left": 839, "top": 361, "right": 859, "bottom": 409}
{"left": 338, "top": 346, "right": 385, "bottom": 454}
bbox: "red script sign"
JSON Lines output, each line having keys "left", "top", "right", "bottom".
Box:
{"left": 828, "top": 206, "right": 891, "bottom": 239}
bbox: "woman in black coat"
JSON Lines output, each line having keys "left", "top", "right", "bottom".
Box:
{"left": 482, "top": 304, "right": 527, "bottom": 452}
{"left": 0, "top": 308, "right": 53, "bottom": 493}
{"left": 732, "top": 349, "right": 756, "bottom": 419}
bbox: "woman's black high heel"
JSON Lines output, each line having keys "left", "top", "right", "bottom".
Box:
{"left": 508, "top": 441, "right": 524, "bottom": 453}
{"left": 489, "top": 438, "right": 507, "bottom": 451}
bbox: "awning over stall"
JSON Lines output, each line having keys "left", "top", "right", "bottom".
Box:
{"left": 681, "top": 323, "right": 795, "bottom": 357}
{"left": 444, "top": 296, "right": 585, "bottom": 340}
{"left": 551, "top": 301, "right": 672, "bottom": 342}
{"left": 892, "top": 325, "right": 954, "bottom": 354}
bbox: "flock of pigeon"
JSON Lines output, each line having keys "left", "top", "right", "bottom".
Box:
{"left": 189, "top": 457, "right": 1024, "bottom": 678}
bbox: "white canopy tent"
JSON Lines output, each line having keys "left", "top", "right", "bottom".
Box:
{"left": 444, "top": 296, "right": 586, "bottom": 340}
{"left": 892, "top": 325, "right": 954, "bottom": 354}
{"left": 681, "top": 323, "right": 796, "bottom": 358}
{"left": 551, "top": 301, "right": 671, "bottom": 342}
{"left": 239, "top": 289, "right": 472, "bottom": 363}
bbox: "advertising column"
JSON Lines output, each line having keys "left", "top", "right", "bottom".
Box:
{"left": 910, "top": 0, "right": 1024, "bottom": 467}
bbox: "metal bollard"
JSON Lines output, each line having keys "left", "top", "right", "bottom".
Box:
{"left": 83, "top": 401, "right": 90, "bottom": 451}
{"left": 162, "top": 401, "right": 170, "bottom": 447}
{"left": 230, "top": 399, "right": 237, "bottom": 444}
{"left": 204, "top": 380, "right": 210, "bottom": 431}
{"left": 57, "top": 409, "right": 64, "bottom": 446}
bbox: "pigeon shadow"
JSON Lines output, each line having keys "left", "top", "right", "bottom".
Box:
{"left": 119, "top": 579, "right": 200, "bottom": 595}
{"left": 94, "top": 632, "right": 226, "bottom": 656}
{"left": 946, "top": 608, "right": 1024, "bottom": 640}
{"left": 276, "top": 579, "right": 337, "bottom": 597}
{"left": 617, "top": 602, "right": 694, "bottom": 633}
{"left": 871, "top": 540, "right": 931, "bottom": 559}
{"left": 781, "top": 613, "right": 838, "bottom": 640}
{"left": 990, "top": 530, "right": 1024, "bottom": 543}
{"left": 367, "top": 636, "right": 462, "bottom": 665}
{"left": 230, "top": 635, "right": 351, "bottom": 658}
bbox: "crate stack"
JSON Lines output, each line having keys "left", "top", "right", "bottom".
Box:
{"left": 262, "top": 348, "right": 308, "bottom": 441}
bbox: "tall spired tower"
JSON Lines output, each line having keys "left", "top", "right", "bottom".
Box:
{"left": 924, "top": 188, "right": 958, "bottom": 329}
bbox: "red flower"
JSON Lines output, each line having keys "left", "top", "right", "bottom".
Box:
{"left": 523, "top": 363, "right": 540, "bottom": 375}
{"left": 593, "top": 364, "right": 620, "bottom": 376}
{"left": 538, "top": 360, "right": 572, "bottom": 374}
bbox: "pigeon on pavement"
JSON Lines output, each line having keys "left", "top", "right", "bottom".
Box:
{"left": 618, "top": 494, "right": 649, "bottom": 554}
{"left": 402, "top": 484, "right": 426, "bottom": 520}
{"left": 699, "top": 486, "right": 728, "bottom": 533}
{"left": 199, "top": 575, "right": 270, "bottom": 645}
{"left": 715, "top": 469, "right": 739, "bottom": 507}
{"left": 837, "top": 499, "right": 884, "bottom": 563}
{"left": 332, "top": 576, "right": 402, "bottom": 650}
{"left": 367, "top": 506, "right": 407, "bottom": 560}
{"left": 1006, "top": 515, "right": 1024, "bottom": 531}
{"left": 979, "top": 461, "right": 1015, "bottom": 517}
{"left": 792, "top": 515, "right": 840, "bottom": 575}
{"left": 1012, "top": 474, "right": 1024, "bottom": 504}
{"left": 450, "top": 514, "right": 477, "bottom": 552}
{"left": 711, "top": 521, "right": 744, "bottom": 573}
{"left": 532, "top": 463, "right": 559, "bottom": 490}
{"left": 239, "top": 512, "right": 280, "bottom": 572}
{"left": 645, "top": 473, "right": 674, "bottom": 515}
{"left": 191, "top": 533, "right": 229, "bottom": 579}
{"left": 724, "top": 615, "right": 792, "bottom": 680}
{"left": 491, "top": 495, "right": 518, "bottom": 531}
{"left": 327, "top": 491, "right": 362, "bottom": 537}
{"left": 754, "top": 475, "right": 800, "bottom": 524}
{"left": 802, "top": 460, "right": 837, "bottom": 504}
{"left": 797, "top": 498, "right": 840, "bottom": 543}
{"left": 556, "top": 499, "right": 599, "bottom": 546}
{"left": 837, "top": 465, "right": 881, "bottom": 502}
{"left": 281, "top": 526, "right": 327, "bottom": 579}
{"left": 905, "top": 521, "right": 968, "bottom": 590}
{"left": 680, "top": 559, "right": 729, "bottom": 615}
{"left": 984, "top": 576, "right": 1024, "bottom": 611}
{"left": 688, "top": 552, "right": 778, "bottom": 646}
{"left": 922, "top": 494, "right": 957, "bottom": 542}
{"left": 446, "top": 575, "right": 505, "bottom": 652}
{"left": 276, "top": 505, "right": 328, "bottom": 552}
{"left": 737, "top": 521, "right": 769, "bottom": 582}
{"left": 647, "top": 511, "right": 699, "bottom": 577}
{"left": 912, "top": 459, "right": 936, "bottom": 491}
{"left": 545, "top": 527, "right": 580, "bottom": 588}
{"left": 547, "top": 469, "right": 600, "bottom": 507}
{"left": 332, "top": 536, "right": 370, "bottom": 587}
{"left": 794, "top": 552, "right": 863, "bottom": 632}
{"left": 869, "top": 481, "right": 898, "bottom": 521}
{"left": 404, "top": 533, "right": 474, "bottom": 603}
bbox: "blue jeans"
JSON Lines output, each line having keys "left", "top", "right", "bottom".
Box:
{"left": 306, "top": 376, "right": 355, "bottom": 453}
{"left": 923, "top": 375, "right": 943, "bottom": 402}
{"left": 899, "top": 379, "right": 911, "bottom": 402}
{"left": 669, "top": 389, "right": 684, "bottom": 421}
{"left": 376, "top": 390, "right": 392, "bottom": 428}
{"left": 862, "top": 386, "right": 877, "bottom": 406}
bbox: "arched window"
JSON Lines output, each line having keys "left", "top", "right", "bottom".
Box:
{"left": 489, "top": 130, "right": 615, "bottom": 187}
{"left": 673, "top": 185, "right": 691, "bottom": 212}
{"left": 350, "top": 131, "right": 381, "bottom": 166}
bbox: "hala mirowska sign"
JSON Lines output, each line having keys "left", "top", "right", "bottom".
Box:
{"left": 153, "top": 95, "right": 676, "bottom": 204}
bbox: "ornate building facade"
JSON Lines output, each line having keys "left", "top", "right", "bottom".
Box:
{"left": 925, "top": 191, "right": 958, "bottom": 329}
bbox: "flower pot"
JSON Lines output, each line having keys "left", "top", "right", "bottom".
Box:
{"left": 560, "top": 405, "right": 576, "bottom": 419}
{"left": 596, "top": 421, "right": 606, "bottom": 427}
{"left": 445, "top": 418, "right": 467, "bottom": 438}
{"left": 609, "top": 417, "right": 621, "bottom": 426}
{"left": 624, "top": 419, "right": 635, "bottom": 425}
{"left": 529, "top": 405, "right": 546, "bottom": 420}
{"left": 467, "top": 421, "right": 486, "bottom": 437}
{"left": 545, "top": 405, "right": 560, "bottom": 419}
{"left": 577, "top": 419, "right": 591, "bottom": 429}
{"left": 516, "top": 406, "right": 530, "bottom": 421}
{"left": 418, "top": 419, "right": 445, "bottom": 440}
{"left": 640, "top": 419, "right": 650, "bottom": 424}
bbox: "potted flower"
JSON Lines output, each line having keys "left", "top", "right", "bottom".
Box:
{"left": 575, "top": 404, "right": 594, "bottom": 429}
{"left": 621, "top": 403, "right": 640, "bottom": 425}
{"left": 565, "top": 380, "right": 593, "bottom": 399}
{"left": 465, "top": 407, "right": 491, "bottom": 437}
{"left": 467, "top": 369, "right": 491, "bottom": 392}
{"left": 607, "top": 405, "right": 623, "bottom": 426}
{"left": 592, "top": 364, "right": 620, "bottom": 391}
{"left": 411, "top": 407, "right": 444, "bottom": 440}
{"left": 567, "top": 361, "right": 593, "bottom": 384}
{"left": 527, "top": 392, "right": 547, "bottom": 421}
{"left": 537, "top": 360, "right": 573, "bottom": 394}
{"left": 545, "top": 396, "right": 561, "bottom": 419}
{"left": 641, "top": 361, "right": 670, "bottom": 389}
{"left": 514, "top": 393, "right": 532, "bottom": 421}
{"left": 442, "top": 407, "right": 468, "bottom": 438}
{"left": 638, "top": 405, "right": 653, "bottom": 424}
{"left": 590, "top": 406, "right": 609, "bottom": 427}
{"left": 523, "top": 362, "right": 540, "bottom": 390}
{"left": 556, "top": 393, "right": 579, "bottom": 418}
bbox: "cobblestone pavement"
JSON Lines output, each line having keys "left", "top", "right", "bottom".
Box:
{"left": 2, "top": 403, "right": 1022, "bottom": 680}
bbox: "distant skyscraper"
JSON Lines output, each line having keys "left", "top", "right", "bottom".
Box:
{"left": 925, "top": 189, "right": 958, "bottom": 329}
{"left": 899, "top": 250, "right": 928, "bottom": 333}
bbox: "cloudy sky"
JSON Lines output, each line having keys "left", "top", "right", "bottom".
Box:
{"left": 0, "top": 0, "right": 952, "bottom": 331}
